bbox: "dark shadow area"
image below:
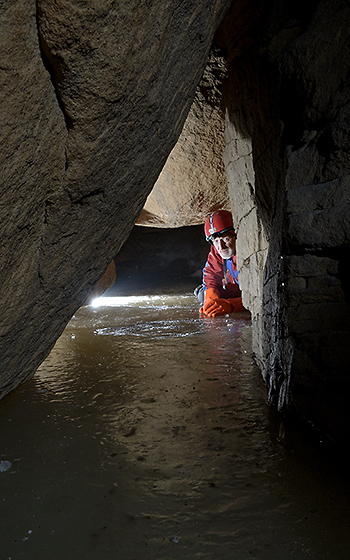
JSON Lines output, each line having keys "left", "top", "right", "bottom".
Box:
{"left": 105, "top": 224, "right": 209, "bottom": 296}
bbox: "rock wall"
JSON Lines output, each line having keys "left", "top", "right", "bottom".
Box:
{"left": 137, "top": 48, "right": 231, "bottom": 228}
{"left": 0, "top": 0, "right": 231, "bottom": 397}
{"left": 217, "top": 0, "right": 350, "bottom": 442}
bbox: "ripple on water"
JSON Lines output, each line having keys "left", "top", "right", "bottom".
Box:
{"left": 1, "top": 294, "right": 349, "bottom": 560}
{"left": 94, "top": 318, "right": 204, "bottom": 339}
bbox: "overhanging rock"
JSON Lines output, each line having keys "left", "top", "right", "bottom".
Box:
{"left": 0, "top": 0, "right": 231, "bottom": 397}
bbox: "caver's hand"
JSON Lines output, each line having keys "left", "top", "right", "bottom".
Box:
{"left": 229, "top": 297, "right": 245, "bottom": 313}
{"left": 199, "top": 288, "right": 219, "bottom": 314}
{"left": 200, "top": 296, "right": 245, "bottom": 316}
{"left": 200, "top": 298, "right": 233, "bottom": 317}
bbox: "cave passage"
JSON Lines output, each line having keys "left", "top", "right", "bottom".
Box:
{"left": 1, "top": 293, "right": 349, "bottom": 559}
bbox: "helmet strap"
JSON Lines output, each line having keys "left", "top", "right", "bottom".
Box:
{"left": 223, "top": 259, "right": 228, "bottom": 290}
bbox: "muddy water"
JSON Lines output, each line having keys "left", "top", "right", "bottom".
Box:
{"left": 1, "top": 294, "right": 349, "bottom": 560}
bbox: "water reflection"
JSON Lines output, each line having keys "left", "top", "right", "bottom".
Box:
{"left": 1, "top": 294, "right": 349, "bottom": 559}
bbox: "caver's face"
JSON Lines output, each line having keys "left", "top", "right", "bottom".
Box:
{"left": 212, "top": 232, "right": 236, "bottom": 259}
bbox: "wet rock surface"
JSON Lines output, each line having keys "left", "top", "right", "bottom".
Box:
{"left": 0, "top": 0, "right": 231, "bottom": 396}
{"left": 216, "top": 0, "right": 350, "bottom": 442}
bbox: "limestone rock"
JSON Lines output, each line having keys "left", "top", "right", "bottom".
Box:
{"left": 138, "top": 49, "right": 231, "bottom": 228}
{"left": 286, "top": 176, "right": 350, "bottom": 248}
{"left": 216, "top": 0, "right": 350, "bottom": 442}
{"left": 0, "top": 0, "right": 231, "bottom": 397}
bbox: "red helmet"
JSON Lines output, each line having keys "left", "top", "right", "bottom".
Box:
{"left": 204, "top": 210, "right": 235, "bottom": 242}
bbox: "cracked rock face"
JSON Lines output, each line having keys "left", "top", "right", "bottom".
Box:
{"left": 217, "top": 0, "right": 350, "bottom": 443}
{"left": 0, "top": 0, "right": 231, "bottom": 396}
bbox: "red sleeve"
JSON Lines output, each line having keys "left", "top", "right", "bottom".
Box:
{"left": 202, "top": 246, "right": 224, "bottom": 291}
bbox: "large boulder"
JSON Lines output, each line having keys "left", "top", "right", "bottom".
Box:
{"left": 137, "top": 48, "right": 231, "bottom": 228}
{"left": 0, "top": 0, "right": 231, "bottom": 397}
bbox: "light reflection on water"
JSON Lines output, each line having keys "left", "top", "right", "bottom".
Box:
{"left": 1, "top": 294, "right": 349, "bottom": 559}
